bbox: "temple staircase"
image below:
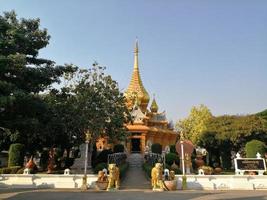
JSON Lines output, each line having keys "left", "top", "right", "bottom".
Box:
{"left": 127, "top": 153, "right": 144, "bottom": 168}
{"left": 122, "top": 153, "right": 151, "bottom": 190}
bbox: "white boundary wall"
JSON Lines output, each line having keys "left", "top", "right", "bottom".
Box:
{"left": 0, "top": 174, "right": 267, "bottom": 190}
{"left": 175, "top": 175, "right": 267, "bottom": 190}
{"left": 0, "top": 174, "right": 98, "bottom": 189}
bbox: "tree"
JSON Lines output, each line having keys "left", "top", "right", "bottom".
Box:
{"left": 198, "top": 114, "right": 267, "bottom": 168}
{"left": 245, "top": 140, "right": 266, "bottom": 158}
{"left": 0, "top": 11, "right": 75, "bottom": 152}
{"left": 47, "top": 63, "right": 131, "bottom": 149}
{"left": 257, "top": 109, "right": 267, "bottom": 127}
{"left": 176, "top": 104, "right": 213, "bottom": 144}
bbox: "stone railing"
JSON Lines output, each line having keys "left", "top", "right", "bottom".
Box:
{"left": 175, "top": 175, "right": 267, "bottom": 190}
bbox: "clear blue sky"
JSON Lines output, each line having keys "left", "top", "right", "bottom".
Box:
{"left": 1, "top": 0, "right": 267, "bottom": 121}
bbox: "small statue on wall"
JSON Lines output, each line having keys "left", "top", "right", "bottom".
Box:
{"left": 107, "top": 164, "right": 120, "bottom": 191}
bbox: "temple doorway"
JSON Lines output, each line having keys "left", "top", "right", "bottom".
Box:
{"left": 131, "top": 138, "right": 141, "bottom": 153}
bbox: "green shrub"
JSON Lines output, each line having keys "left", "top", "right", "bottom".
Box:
{"left": 113, "top": 144, "right": 124, "bottom": 153}
{"left": 119, "top": 162, "right": 129, "bottom": 178}
{"left": 0, "top": 166, "right": 21, "bottom": 174}
{"left": 64, "top": 157, "right": 74, "bottom": 168}
{"left": 94, "top": 162, "right": 107, "bottom": 174}
{"left": 165, "top": 153, "right": 179, "bottom": 165}
{"left": 151, "top": 143, "right": 162, "bottom": 154}
{"left": 245, "top": 140, "right": 266, "bottom": 158}
{"left": 16, "top": 167, "right": 25, "bottom": 174}
{"left": 40, "top": 149, "right": 49, "bottom": 171}
{"left": 220, "top": 151, "right": 232, "bottom": 170}
{"left": 170, "top": 145, "right": 176, "bottom": 154}
{"left": 94, "top": 149, "right": 113, "bottom": 166}
{"left": 142, "top": 163, "right": 153, "bottom": 178}
{"left": 8, "top": 143, "right": 25, "bottom": 167}
{"left": 165, "top": 163, "right": 182, "bottom": 174}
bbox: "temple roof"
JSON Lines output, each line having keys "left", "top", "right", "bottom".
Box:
{"left": 124, "top": 40, "right": 150, "bottom": 113}
{"left": 130, "top": 105, "right": 147, "bottom": 124}
{"left": 150, "top": 111, "right": 167, "bottom": 122}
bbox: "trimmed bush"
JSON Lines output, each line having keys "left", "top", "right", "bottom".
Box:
{"left": 40, "top": 149, "right": 49, "bottom": 171}
{"left": 64, "top": 157, "right": 74, "bottom": 168}
{"left": 94, "top": 162, "right": 107, "bottom": 174}
{"left": 119, "top": 162, "right": 129, "bottom": 179}
{"left": 165, "top": 153, "right": 179, "bottom": 166}
{"left": 151, "top": 143, "right": 162, "bottom": 154}
{"left": 0, "top": 166, "right": 21, "bottom": 174}
{"left": 94, "top": 149, "right": 113, "bottom": 166}
{"left": 113, "top": 144, "right": 124, "bottom": 153}
{"left": 142, "top": 163, "right": 153, "bottom": 178}
{"left": 165, "top": 163, "right": 182, "bottom": 174}
{"left": 8, "top": 143, "right": 25, "bottom": 167}
{"left": 245, "top": 140, "right": 266, "bottom": 158}
{"left": 220, "top": 151, "right": 232, "bottom": 170}
{"left": 170, "top": 145, "right": 176, "bottom": 154}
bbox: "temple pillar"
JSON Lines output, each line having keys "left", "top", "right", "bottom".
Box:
{"left": 141, "top": 132, "right": 146, "bottom": 154}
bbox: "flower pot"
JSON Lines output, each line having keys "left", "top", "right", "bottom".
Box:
{"left": 164, "top": 180, "right": 177, "bottom": 191}
{"left": 96, "top": 181, "right": 109, "bottom": 190}
{"left": 195, "top": 157, "right": 204, "bottom": 168}
{"left": 214, "top": 167, "right": 222, "bottom": 174}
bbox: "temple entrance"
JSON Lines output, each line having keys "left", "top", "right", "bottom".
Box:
{"left": 131, "top": 138, "right": 141, "bottom": 153}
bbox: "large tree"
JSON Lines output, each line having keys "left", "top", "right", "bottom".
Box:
{"left": 198, "top": 114, "right": 267, "bottom": 168}
{"left": 176, "top": 104, "right": 213, "bottom": 144}
{"left": 60, "top": 63, "right": 131, "bottom": 145}
{"left": 0, "top": 11, "right": 74, "bottom": 152}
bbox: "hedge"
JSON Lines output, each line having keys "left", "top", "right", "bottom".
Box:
{"left": 165, "top": 153, "right": 179, "bottom": 166}
{"left": 151, "top": 143, "right": 162, "bottom": 154}
{"left": 113, "top": 144, "right": 124, "bottom": 153}
{"left": 0, "top": 166, "right": 21, "bottom": 174}
{"left": 170, "top": 145, "right": 176, "bottom": 154}
{"left": 94, "top": 162, "right": 108, "bottom": 174}
{"left": 119, "top": 162, "right": 129, "bottom": 179}
{"left": 142, "top": 162, "right": 153, "bottom": 178}
{"left": 8, "top": 143, "right": 25, "bottom": 167}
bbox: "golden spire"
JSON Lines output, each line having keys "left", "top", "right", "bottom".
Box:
{"left": 124, "top": 39, "right": 150, "bottom": 113}
{"left": 134, "top": 39, "right": 139, "bottom": 69}
{"left": 150, "top": 94, "right": 159, "bottom": 113}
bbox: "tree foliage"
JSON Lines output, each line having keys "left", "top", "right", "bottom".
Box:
{"left": 176, "top": 104, "right": 212, "bottom": 144}
{"left": 0, "top": 11, "right": 130, "bottom": 154}
{"left": 197, "top": 114, "right": 267, "bottom": 168}
{"left": 0, "top": 11, "right": 75, "bottom": 152}
{"left": 58, "top": 63, "right": 131, "bottom": 144}
{"left": 245, "top": 139, "right": 266, "bottom": 158}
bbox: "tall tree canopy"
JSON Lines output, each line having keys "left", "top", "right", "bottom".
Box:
{"left": 0, "top": 11, "right": 131, "bottom": 153}
{"left": 0, "top": 11, "right": 74, "bottom": 151}
{"left": 176, "top": 104, "right": 213, "bottom": 144}
{"left": 58, "top": 63, "right": 131, "bottom": 145}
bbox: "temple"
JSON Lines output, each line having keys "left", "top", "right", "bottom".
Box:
{"left": 124, "top": 40, "right": 178, "bottom": 153}
{"left": 96, "top": 40, "right": 178, "bottom": 154}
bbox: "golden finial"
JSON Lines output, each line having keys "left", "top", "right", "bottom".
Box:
{"left": 150, "top": 94, "right": 159, "bottom": 113}
{"left": 134, "top": 37, "right": 139, "bottom": 53}
{"left": 134, "top": 38, "right": 139, "bottom": 69}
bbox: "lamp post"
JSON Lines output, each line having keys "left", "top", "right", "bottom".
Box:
{"left": 81, "top": 130, "right": 92, "bottom": 190}
{"left": 180, "top": 131, "right": 187, "bottom": 190}
{"left": 181, "top": 140, "right": 185, "bottom": 176}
